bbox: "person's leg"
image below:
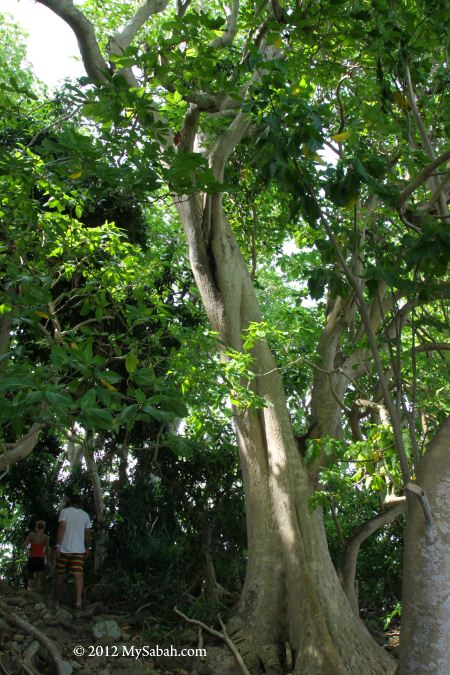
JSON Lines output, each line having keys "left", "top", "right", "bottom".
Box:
{"left": 69, "top": 554, "right": 85, "bottom": 608}
{"left": 55, "top": 554, "right": 68, "bottom": 603}
{"left": 54, "top": 573, "right": 64, "bottom": 603}
{"left": 27, "top": 559, "right": 35, "bottom": 590}
{"left": 35, "top": 571, "right": 44, "bottom": 592}
{"left": 73, "top": 573, "right": 83, "bottom": 608}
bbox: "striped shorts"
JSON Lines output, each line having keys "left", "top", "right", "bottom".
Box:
{"left": 55, "top": 552, "right": 85, "bottom": 575}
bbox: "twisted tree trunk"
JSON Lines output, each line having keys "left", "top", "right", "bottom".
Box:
{"left": 176, "top": 190, "right": 394, "bottom": 674}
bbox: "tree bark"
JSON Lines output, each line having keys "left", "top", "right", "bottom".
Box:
{"left": 0, "top": 423, "right": 46, "bottom": 472}
{"left": 340, "top": 500, "right": 406, "bottom": 616}
{"left": 400, "top": 416, "right": 450, "bottom": 674}
{"left": 83, "top": 440, "right": 107, "bottom": 573}
{"left": 176, "top": 193, "right": 394, "bottom": 674}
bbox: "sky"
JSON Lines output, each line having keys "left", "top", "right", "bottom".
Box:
{"left": 2, "top": 0, "right": 85, "bottom": 86}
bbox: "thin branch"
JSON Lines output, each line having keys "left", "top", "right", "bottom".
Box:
{"left": 414, "top": 342, "right": 450, "bottom": 353}
{"left": 319, "top": 213, "right": 411, "bottom": 483}
{"left": 421, "top": 172, "right": 450, "bottom": 212}
{"left": 60, "top": 315, "right": 114, "bottom": 337}
{"left": 405, "top": 482, "right": 436, "bottom": 534}
{"left": 25, "top": 105, "right": 82, "bottom": 149}
{"left": 395, "top": 147, "right": 450, "bottom": 209}
{"left": 174, "top": 607, "right": 251, "bottom": 675}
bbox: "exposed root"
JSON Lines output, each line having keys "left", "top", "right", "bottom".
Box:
{"left": 0, "top": 609, "right": 66, "bottom": 675}
{"left": 23, "top": 640, "right": 40, "bottom": 675}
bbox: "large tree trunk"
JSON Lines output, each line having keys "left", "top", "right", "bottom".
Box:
{"left": 176, "top": 192, "right": 394, "bottom": 674}
{"left": 400, "top": 416, "right": 450, "bottom": 674}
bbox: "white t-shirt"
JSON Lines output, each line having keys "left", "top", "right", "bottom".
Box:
{"left": 59, "top": 506, "right": 92, "bottom": 554}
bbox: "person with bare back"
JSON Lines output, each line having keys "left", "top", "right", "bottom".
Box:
{"left": 54, "top": 494, "right": 92, "bottom": 610}
{"left": 23, "top": 520, "right": 51, "bottom": 592}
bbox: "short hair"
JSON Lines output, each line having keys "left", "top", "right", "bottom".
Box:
{"left": 36, "top": 520, "right": 46, "bottom": 530}
{"left": 69, "top": 494, "right": 81, "bottom": 506}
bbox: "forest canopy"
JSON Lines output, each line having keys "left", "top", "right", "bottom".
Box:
{"left": 0, "top": 1, "right": 449, "bottom": 674}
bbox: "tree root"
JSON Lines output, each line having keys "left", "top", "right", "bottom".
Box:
{"left": 0, "top": 608, "right": 66, "bottom": 675}
{"left": 174, "top": 606, "right": 251, "bottom": 675}
{"left": 22, "top": 640, "right": 40, "bottom": 675}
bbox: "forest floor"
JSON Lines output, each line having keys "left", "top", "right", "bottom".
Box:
{"left": 0, "top": 581, "right": 401, "bottom": 675}
{"left": 0, "top": 581, "right": 212, "bottom": 675}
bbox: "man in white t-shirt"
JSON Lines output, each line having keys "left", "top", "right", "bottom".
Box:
{"left": 55, "top": 494, "right": 92, "bottom": 609}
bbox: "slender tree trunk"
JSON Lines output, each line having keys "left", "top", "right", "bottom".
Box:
{"left": 340, "top": 500, "right": 406, "bottom": 616}
{"left": 83, "top": 441, "right": 107, "bottom": 573}
{"left": 176, "top": 194, "right": 394, "bottom": 674}
{"left": 400, "top": 416, "right": 450, "bottom": 674}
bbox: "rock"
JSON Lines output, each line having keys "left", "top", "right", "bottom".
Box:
{"left": 56, "top": 607, "right": 73, "bottom": 623}
{"left": 34, "top": 602, "right": 47, "bottom": 611}
{"left": 6, "top": 595, "right": 27, "bottom": 607}
{"left": 12, "top": 633, "right": 25, "bottom": 642}
{"left": 61, "top": 660, "right": 74, "bottom": 675}
{"left": 0, "top": 618, "right": 11, "bottom": 631}
{"left": 42, "top": 612, "right": 59, "bottom": 626}
{"left": 92, "top": 619, "right": 122, "bottom": 641}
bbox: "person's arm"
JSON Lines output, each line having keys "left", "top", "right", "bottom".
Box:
{"left": 84, "top": 527, "right": 92, "bottom": 556}
{"left": 22, "top": 533, "right": 32, "bottom": 548}
{"left": 55, "top": 520, "right": 66, "bottom": 558}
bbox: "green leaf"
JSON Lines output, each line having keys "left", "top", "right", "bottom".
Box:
{"left": 125, "top": 353, "right": 139, "bottom": 374}
{"left": 146, "top": 394, "right": 188, "bottom": 418}
{"left": 45, "top": 391, "right": 73, "bottom": 408}
{"left": 81, "top": 407, "right": 113, "bottom": 430}
{"left": 142, "top": 405, "right": 176, "bottom": 422}
{"left": 134, "top": 367, "right": 156, "bottom": 387}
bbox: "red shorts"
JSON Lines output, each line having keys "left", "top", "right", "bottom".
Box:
{"left": 55, "top": 552, "right": 85, "bottom": 575}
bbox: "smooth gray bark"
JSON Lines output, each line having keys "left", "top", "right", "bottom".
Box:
{"left": 400, "top": 416, "right": 450, "bottom": 674}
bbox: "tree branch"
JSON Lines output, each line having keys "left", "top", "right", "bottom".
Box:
{"left": 0, "top": 424, "right": 46, "bottom": 472}
{"left": 319, "top": 213, "right": 411, "bottom": 483}
{"left": 211, "top": 0, "right": 240, "bottom": 49}
{"left": 111, "top": 0, "right": 170, "bottom": 52}
{"left": 414, "top": 342, "right": 450, "bottom": 354}
{"left": 108, "top": 0, "right": 170, "bottom": 85}
{"left": 340, "top": 500, "right": 406, "bottom": 615}
{"left": 174, "top": 607, "right": 251, "bottom": 675}
{"left": 36, "top": 0, "right": 108, "bottom": 82}
{"left": 396, "top": 147, "right": 450, "bottom": 210}
{"left": 354, "top": 398, "right": 390, "bottom": 426}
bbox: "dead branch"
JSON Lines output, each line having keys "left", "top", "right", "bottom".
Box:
{"left": 174, "top": 606, "right": 251, "bottom": 675}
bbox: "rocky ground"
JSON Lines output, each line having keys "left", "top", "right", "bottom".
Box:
{"left": 0, "top": 581, "right": 400, "bottom": 675}
{"left": 0, "top": 582, "right": 218, "bottom": 675}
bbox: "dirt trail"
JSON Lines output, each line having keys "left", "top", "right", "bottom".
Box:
{"left": 0, "top": 582, "right": 203, "bottom": 675}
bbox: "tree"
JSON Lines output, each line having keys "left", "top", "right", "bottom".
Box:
{"left": 6, "top": 0, "right": 450, "bottom": 672}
